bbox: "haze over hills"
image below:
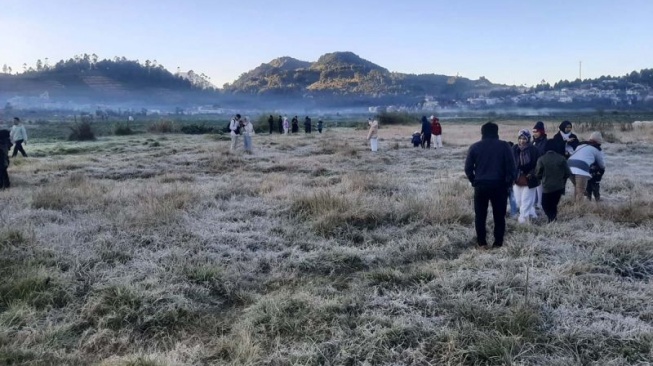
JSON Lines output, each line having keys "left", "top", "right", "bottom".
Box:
{"left": 1, "top": 52, "right": 653, "bottom": 111}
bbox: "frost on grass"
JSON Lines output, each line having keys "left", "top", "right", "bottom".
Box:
{"left": 1, "top": 124, "right": 653, "bottom": 364}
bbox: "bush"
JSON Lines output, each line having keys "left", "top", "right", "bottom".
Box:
{"left": 68, "top": 121, "right": 96, "bottom": 141}
{"left": 376, "top": 112, "right": 418, "bottom": 126}
{"left": 180, "top": 124, "right": 215, "bottom": 134}
{"left": 114, "top": 122, "right": 134, "bottom": 136}
{"left": 147, "top": 120, "right": 175, "bottom": 133}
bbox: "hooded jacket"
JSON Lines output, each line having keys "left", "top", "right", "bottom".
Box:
{"left": 465, "top": 125, "right": 517, "bottom": 188}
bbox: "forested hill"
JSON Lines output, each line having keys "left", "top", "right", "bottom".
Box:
{"left": 0, "top": 55, "right": 217, "bottom": 105}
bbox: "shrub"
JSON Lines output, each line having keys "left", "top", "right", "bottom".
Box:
{"left": 376, "top": 112, "right": 418, "bottom": 126}
{"left": 114, "top": 122, "right": 134, "bottom": 136}
{"left": 68, "top": 121, "right": 96, "bottom": 141}
{"left": 147, "top": 120, "right": 174, "bottom": 133}
{"left": 180, "top": 124, "right": 214, "bottom": 134}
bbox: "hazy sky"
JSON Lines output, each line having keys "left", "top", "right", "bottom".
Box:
{"left": 1, "top": 0, "right": 652, "bottom": 88}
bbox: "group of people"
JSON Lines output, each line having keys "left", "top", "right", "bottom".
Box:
{"left": 411, "top": 115, "right": 444, "bottom": 148}
{"left": 0, "top": 117, "right": 29, "bottom": 189}
{"left": 465, "top": 120, "right": 606, "bottom": 249}
{"left": 228, "top": 114, "right": 255, "bottom": 153}
{"left": 267, "top": 115, "right": 324, "bottom": 135}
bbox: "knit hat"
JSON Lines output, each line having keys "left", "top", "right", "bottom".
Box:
{"left": 481, "top": 122, "right": 498, "bottom": 138}
{"left": 589, "top": 131, "right": 603, "bottom": 144}
{"left": 533, "top": 121, "right": 545, "bottom": 133}
{"left": 518, "top": 129, "right": 531, "bottom": 142}
{"left": 559, "top": 120, "right": 572, "bottom": 131}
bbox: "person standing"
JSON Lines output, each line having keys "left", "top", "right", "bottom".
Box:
{"left": 268, "top": 115, "right": 274, "bottom": 134}
{"left": 242, "top": 117, "right": 255, "bottom": 153}
{"left": 420, "top": 116, "right": 432, "bottom": 148}
{"left": 551, "top": 120, "right": 578, "bottom": 159}
{"left": 10, "top": 117, "right": 28, "bottom": 158}
{"left": 0, "top": 129, "right": 11, "bottom": 189}
{"left": 229, "top": 114, "right": 242, "bottom": 151}
{"left": 465, "top": 122, "right": 517, "bottom": 249}
{"left": 568, "top": 131, "right": 605, "bottom": 202}
{"left": 291, "top": 116, "right": 299, "bottom": 133}
{"left": 317, "top": 119, "right": 323, "bottom": 134}
{"left": 277, "top": 116, "right": 283, "bottom": 134}
{"left": 512, "top": 130, "right": 540, "bottom": 224}
{"left": 282, "top": 116, "right": 289, "bottom": 135}
{"left": 531, "top": 121, "right": 548, "bottom": 210}
{"left": 535, "top": 140, "right": 572, "bottom": 222}
{"left": 304, "top": 116, "right": 312, "bottom": 133}
{"left": 431, "top": 115, "right": 443, "bottom": 148}
{"left": 367, "top": 119, "right": 379, "bottom": 152}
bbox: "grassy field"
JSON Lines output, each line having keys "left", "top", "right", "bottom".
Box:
{"left": 1, "top": 120, "right": 652, "bottom": 365}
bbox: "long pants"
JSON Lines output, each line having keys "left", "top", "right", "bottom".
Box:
{"left": 283, "top": 127, "right": 289, "bottom": 135}
{"left": 0, "top": 167, "right": 9, "bottom": 189}
{"left": 12, "top": 140, "right": 27, "bottom": 157}
{"left": 571, "top": 175, "right": 589, "bottom": 202}
{"left": 434, "top": 134, "right": 442, "bottom": 148}
{"left": 474, "top": 185, "right": 508, "bottom": 246}
{"left": 508, "top": 187, "right": 518, "bottom": 216}
{"left": 535, "top": 185, "right": 543, "bottom": 209}
{"left": 421, "top": 133, "right": 432, "bottom": 148}
{"left": 542, "top": 189, "right": 564, "bottom": 222}
{"left": 230, "top": 135, "right": 240, "bottom": 151}
{"left": 586, "top": 180, "right": 600, "bottom": 201}
{"left": 513, "top": 185, "right": 537, "bottom": 223}
{"left": 278, "top": 123, "right": 283, "bottom": 134}
{"left": 243, "top": 135, "right": 252, "bottom": 152}
{"left": 269, "top": 123, "right": 274, "bottom": 134}
{"left": 370, "top": 138, "right": 378, "bottom": 152}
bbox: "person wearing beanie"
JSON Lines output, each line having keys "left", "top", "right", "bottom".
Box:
{"left": 535, "top": 139, "right": 572, "bottom": 222}
{"left": 431, "top": 116, "right": 443, "bottom": 148}
{"left": 531, "top": 121, "right": 548, "bottom": 210}
{"left": 550, "top": 120, "right": 578, "bottom": 159}
{"left": 465, "top": 122, "right": 517, "bottom": 248}
{"left": 567, "top": 131, "right": 605, "bottom": 202}
{"left": 512, "top": 129, "right": 540, "bottom": 223}
{"left": 420, "top": 116, "right": 432, "bottom": 148}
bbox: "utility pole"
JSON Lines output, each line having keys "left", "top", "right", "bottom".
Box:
{"left": 579, "top": 61, "right": 582, "bottom": 80}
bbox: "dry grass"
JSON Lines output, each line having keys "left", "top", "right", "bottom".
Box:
{"left": 1, "top": 120, "right": 653, "bottom": 365}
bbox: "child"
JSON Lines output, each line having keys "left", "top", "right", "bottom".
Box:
{"left": 411, "top": 131, "right": 422, "bottom": 147}
{"left": 586, "top": 163, "right": 605, "bottom": 201}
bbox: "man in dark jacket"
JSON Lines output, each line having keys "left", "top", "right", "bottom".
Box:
{"left": 268, "top": 115, "right": 274, "bottom": 134}
{"left": 465, "top": 122, "right": 517, "bottom": 249}
{"left": 535, "top": 140, "right": 572, "bottom": 222}
{"left": 277, "top": 116, "right": 283, "bottom": 134}
{"left": 0, "top": 129, "right": 12, "bottom": 189}
{"left": 420, "top": 116, "right": 432, "bottom": 148}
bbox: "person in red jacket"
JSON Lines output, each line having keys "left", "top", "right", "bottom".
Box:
{"left": 430, "top": 115, "right": 443, "bottom": 148}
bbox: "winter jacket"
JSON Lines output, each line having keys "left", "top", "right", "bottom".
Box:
{"left": 512, "top": 144, "right": 540, "bottom": 188}
{"left": 567, "top": 142, "right": 605, "bottom": 178}
{"left": 465, "top": 136, "right": 517, "bottom": 188}
{"left": 532, "top": 135, "right": 547, "bottom": 156}
{"left": 10, "top": 125, "right": 27, "bottom": 142}
{"left": 551, "top": 131, "right": 579, "bottom": 158}
{"left": 229, "top": 118, "right": 241, "bottom": 136}
{"left": 421, "top": 118, "right": 432, "bottom": 135}
{"left": 0, "top": 130, "right": 11, "bottom": 169}
{"left": 431, "top": 119, "right": 442, "bottom": 135}
{"left": 535, "top": 151, "right": 571, "bottom": 193}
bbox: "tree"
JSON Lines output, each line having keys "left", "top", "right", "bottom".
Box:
{"left": 1, "top": 64, "right": 7, "bottom": 74}
{"left": 36, "top": 59, "right": 43, "bottom": 71}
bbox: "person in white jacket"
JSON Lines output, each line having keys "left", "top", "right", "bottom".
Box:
{"left": 242, "top": 117, "right": 255, "bottom": 153}
{"left": 367, "top": 119, "right": 379, "bottom": 152}
{"left": 567, "top": 131, "right": 605, "bottom": 202}
{"left": 229, "top": 114, "right": 242, "bottom": 151}
{"left": 10, "top": 117, "right": 28, "bottom": 158}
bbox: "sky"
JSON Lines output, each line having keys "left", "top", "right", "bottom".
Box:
{"left": 1, "top": 0, "right": 652, "bottom": 88}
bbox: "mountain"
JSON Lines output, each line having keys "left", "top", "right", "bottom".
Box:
{"left": 224, "top": 51, "right": 503, "bottom": 101}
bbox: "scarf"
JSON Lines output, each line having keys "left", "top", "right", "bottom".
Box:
{"left": 560, "top": 131, "right": 571, "bottom": 141}
{"left": 518, "top": 144, "right": 531, "bottom": 168}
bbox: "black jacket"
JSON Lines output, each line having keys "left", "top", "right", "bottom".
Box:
{"left": 532, "top": 135, "right": 547, "bottom": 156}
{"left": 551, "top": 132, "right": 578, "bottom": 158}
{"left": 465, "top": 136, "right": 517, "bottom": 188}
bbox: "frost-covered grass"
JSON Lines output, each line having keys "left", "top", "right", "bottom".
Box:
{"left": 1, "top": 123, "right": 652, "bottom": 365}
